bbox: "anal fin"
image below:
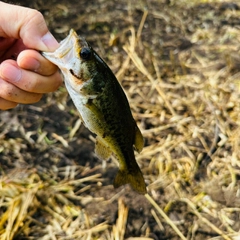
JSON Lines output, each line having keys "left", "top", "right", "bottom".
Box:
{"left": 95, "top": 136, "right": 112, "bottom": 161}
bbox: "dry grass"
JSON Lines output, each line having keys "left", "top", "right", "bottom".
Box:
{"left": 1, "top": 0, "right": 240, "bottom": 239}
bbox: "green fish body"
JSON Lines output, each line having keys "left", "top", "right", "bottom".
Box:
{"left": 42, "top": 29, "right": 146, "bottom": 194}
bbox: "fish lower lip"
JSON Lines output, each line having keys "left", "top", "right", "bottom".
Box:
{"left": 42, "top": 30, "right": 78, "bottom": 68}
{"left": 42, "top": 50, "right": 69, "bottom": 69}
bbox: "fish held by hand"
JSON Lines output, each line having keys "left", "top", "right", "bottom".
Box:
{"left": 42, "top": 29, "right": 146, "bottom": 194}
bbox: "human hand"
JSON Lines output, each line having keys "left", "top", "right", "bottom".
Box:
{"left": 0, "top": 2, "right": 63, "bottom": 110}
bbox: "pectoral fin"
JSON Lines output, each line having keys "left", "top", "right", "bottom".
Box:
{"left": 95, "top": 136, "right": 112, "bottom": 161}
{"left": 134, "top": 125, "right": 144, "bottom": 153}
{"left": 85, "top": 99, "right": 105, "bottom": 122}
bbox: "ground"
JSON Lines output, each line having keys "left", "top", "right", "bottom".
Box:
{"left": 1, "top": 0, "right": 240, "bottom": 239}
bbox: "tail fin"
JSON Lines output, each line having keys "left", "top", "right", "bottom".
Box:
{"left": 113, "top": 168, "right": 146, "bottom": 194}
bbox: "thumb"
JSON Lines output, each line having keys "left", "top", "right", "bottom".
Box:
{"left": 0, "top": 2, "right": 59, "bottom": 51}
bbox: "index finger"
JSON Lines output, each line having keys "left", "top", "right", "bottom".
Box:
{"left": 17, "top": 49, "right": 59, "bottom": 76}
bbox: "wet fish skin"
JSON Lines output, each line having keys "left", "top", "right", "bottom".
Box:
{"left": 42, "top": 29, "right": 146, "bottom": 194}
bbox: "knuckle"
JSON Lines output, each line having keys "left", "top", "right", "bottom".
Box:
{"left": 27, "top": 9, "right": 45, "bottom": 25}
{"left": 20, "top": 9, "right": 47, "bottom": 39}
{"left": 0, "top": 81, "right": 13, "bottom": 98}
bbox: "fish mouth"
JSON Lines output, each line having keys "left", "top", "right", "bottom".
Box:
{"left": 41, "top": 29, "right": 82, "bottom": 70}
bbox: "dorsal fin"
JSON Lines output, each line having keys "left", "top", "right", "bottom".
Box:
{"left": 134, "top": 125, "right": 144, "bottom": 153}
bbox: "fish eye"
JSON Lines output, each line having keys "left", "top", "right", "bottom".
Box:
{"left": 80, "top": 47, "right": 91, "bottom": 60}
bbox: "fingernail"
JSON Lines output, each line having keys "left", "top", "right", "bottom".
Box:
{"left": 29, "top": 58, "right": 40, "bottom": 71}
{"left": 41, "top": 32, "right": 59, "bottom": 52}
{"left": 0, "top": 63, "right": 22, "bottom": 83}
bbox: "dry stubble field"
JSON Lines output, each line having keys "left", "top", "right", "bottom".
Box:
{"left": 1, "top": 0, "right": 240, "bottom": 239}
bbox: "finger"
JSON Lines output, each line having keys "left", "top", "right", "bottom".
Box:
{"left": 0, "top": 98, "right": 18, "bottom": 110}
{"left": 0, "top": 78, "right": 42, "bottom": 104}
{"left": 17, "top": 49, "right": 59, "bottom": 76}
{"left": 0, "top": 60, "right": 62, "bottom": 93}
{"left": 0, "top": 2, "right": 59, "bottom": 51}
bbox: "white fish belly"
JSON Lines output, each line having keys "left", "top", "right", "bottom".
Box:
{"left": 65, "top": 83, "right": 104, "bottom": 135}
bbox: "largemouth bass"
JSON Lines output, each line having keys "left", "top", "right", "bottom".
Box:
{"left": 42, "top": 29, "right": 146, "bottom": 194}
